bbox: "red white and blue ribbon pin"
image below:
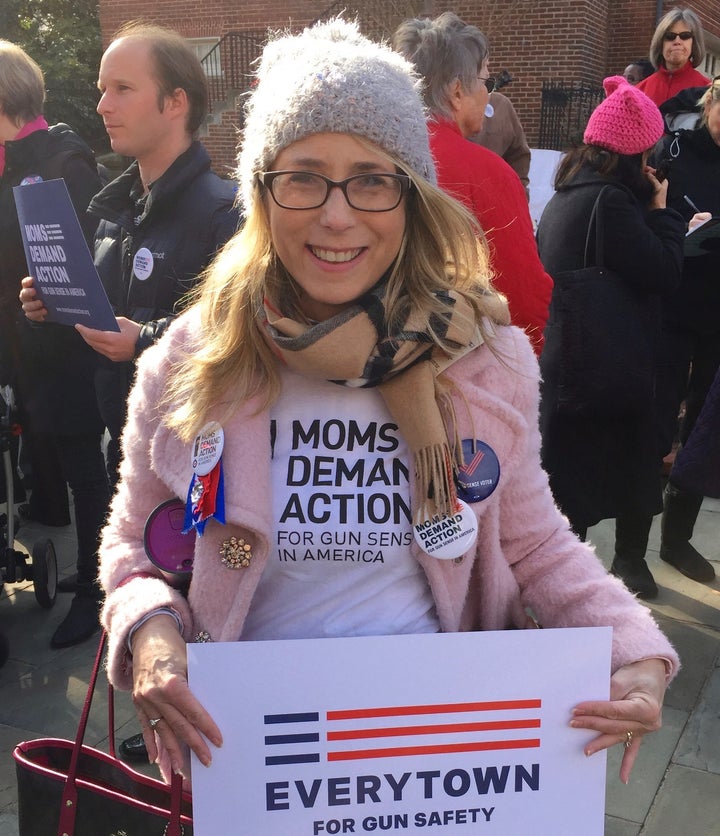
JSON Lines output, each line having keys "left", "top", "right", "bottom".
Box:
{"left": 184, "top": 421, "right": 226, "bottom": 536}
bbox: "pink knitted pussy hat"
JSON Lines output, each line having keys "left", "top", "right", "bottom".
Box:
{"left": 584, "top": 75, "right": 664, "bottom": 155}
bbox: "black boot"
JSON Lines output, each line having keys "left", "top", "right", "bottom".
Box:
{"left": 660, "top": 482, "right": 715, "bottom": 583}
{"left": 50, "top": 587, "right": 101, "bottom": 649}
{"left": 610, "top": 513, "right": 658, "bottom": 599}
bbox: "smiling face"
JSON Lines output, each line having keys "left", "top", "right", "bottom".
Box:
{"left": 264, "top": 133, "right": 407, "bottom": 322}
{"left": 662, "top": 26, "right": 693, "bottom": 71}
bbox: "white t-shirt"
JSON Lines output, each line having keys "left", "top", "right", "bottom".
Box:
{"left": 241, "top": 368, "right": 439, "bottom": 640}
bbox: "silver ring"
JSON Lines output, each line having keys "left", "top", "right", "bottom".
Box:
{"left": 624, "top": 730, "right": 633, "bottom": 749}
{"left": 149, "top": 717, "right": 162, "bottom": 729}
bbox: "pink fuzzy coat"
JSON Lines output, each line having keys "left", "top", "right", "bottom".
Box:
{"left": 99, "top": 311, "right": 679, "bottom": 691}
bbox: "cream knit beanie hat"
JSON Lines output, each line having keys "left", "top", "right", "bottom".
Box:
{"left": 237, "top": 18, "right": 436, "bottom": 212}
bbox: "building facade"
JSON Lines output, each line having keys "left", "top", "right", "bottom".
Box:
{"left": 98, "top": 1, "right": 720, "bottom": 174}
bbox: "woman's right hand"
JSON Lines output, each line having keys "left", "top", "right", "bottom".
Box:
{"left": 644, "top": 166, "right": 669, "bottom": 210}
{"left": 130, "top": 614, "right": 223, "bottom": 776}
{"left": 19, "top": 276, "right": 48, "bottom": 322}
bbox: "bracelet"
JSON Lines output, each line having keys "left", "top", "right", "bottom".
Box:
{"left": 127, "top": 607, "right": 183, "bottom": 655}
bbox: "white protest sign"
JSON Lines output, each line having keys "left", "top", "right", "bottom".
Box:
{"left": 188, "top": 627, "right": 611, "bottom": 835}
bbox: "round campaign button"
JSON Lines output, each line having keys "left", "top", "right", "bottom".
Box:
{"left": 456, "top": 439, "right": 500, "bottom": 504}
{"left": 133, "top": 247, "right": 154, "bottom": 281}
{"left": 413, "top": 499, "right": 478, "bottom": 560}
{"left": 191, "top": 421, "right": 224, "bottom": 476}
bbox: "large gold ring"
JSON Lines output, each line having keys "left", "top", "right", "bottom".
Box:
{"left": 624, "top": 730, "right": 634, "bottom": 749}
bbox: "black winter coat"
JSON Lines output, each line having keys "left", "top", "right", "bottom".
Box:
{"left": 536, "top": 166, "right": 686, "bottom": 528}
{"left": 86, "top": 141, "right": 239, "bottom": 438}
{"left": 0, "top": 124, "right": 103, "bottom": 435}
{"left": 652, "top": 125, "right": 720, "bottom": 335}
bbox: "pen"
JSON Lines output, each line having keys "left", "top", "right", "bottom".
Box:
{"left": 683, "top": 194, "right": 701, "bottom": 214}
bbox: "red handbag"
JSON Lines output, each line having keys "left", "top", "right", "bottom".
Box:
{"left": 13, "top": 633, "right": 193, "bottom": 835}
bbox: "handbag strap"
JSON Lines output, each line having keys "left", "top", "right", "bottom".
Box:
{"left": 582, "top": 184, "right": 614, "bottom": 269}
{"left": 57, "top": 632, "right": 185, "bottom": 836}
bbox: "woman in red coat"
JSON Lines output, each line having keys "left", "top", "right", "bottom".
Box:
{"left": 637, "top": 6, "right": 709, "bottom": 106}
{"left": 392, "top": 13, "right": 552, "bottom": 354}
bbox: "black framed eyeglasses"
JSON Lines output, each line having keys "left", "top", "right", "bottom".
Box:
{"left": 477, "top": 75, "right": 496, "bottom": 93}
{"left": 258, "top": 170, "right": 411, "bottom": 212}
{"left": 663, "top": 30, "right": 693, "bottom": 41}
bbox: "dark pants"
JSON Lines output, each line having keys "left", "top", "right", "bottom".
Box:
{"left": 654, "top": 324, "right": 720, "bottom": 458}
{"left": 95, "top": 363, "right": 132, "bottom": 487}
{"left": 617, "top": 323, "right": 720, "bottom": 560}
{"left": 52, "top": 432, "right": 111, "bottom": 596}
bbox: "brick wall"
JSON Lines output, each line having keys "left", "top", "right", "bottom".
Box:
{"left": 98, "top": 0, "right": 720, "bottom": 172}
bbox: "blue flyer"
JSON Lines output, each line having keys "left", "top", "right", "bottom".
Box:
{"left": 13, "top": 178, "right": 119, "bottom": 331}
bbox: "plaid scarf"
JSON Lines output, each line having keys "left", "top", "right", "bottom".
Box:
{"left": 259, "top": 282, "right": 485, "bottom": 525}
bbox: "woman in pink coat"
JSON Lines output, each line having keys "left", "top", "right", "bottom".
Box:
{"left": 90, "top": 19, "right": 678, "bottom": 787}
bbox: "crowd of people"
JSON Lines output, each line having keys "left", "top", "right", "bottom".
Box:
{"left": 1, "top": 2, "right": 718, "bottom": 807}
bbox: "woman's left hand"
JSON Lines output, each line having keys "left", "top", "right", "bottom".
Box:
{"left": 569, "top": 658, "right": 667, "bottom": 783}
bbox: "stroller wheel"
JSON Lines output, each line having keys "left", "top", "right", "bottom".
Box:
{"left": 32, "top": 538, "right": 58, "bottom": 609}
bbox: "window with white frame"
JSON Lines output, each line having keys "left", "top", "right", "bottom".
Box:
{"left": 188, "top": 37, "right": 222, "bottom": 77}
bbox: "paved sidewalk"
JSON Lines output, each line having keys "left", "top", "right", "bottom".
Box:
{"left": 0, "top": 499, "right": 718, "bottom": 835}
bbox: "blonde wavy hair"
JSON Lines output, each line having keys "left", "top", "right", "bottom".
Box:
{"left": 700, "top": 76, "right": 720, "bottom": 126}
{"left": 163, "top": 149, "right": 509, "bottom": 441}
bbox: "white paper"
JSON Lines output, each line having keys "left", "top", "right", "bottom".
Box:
{"left": 188, "top": 627, "right": 611, "bottom": 835}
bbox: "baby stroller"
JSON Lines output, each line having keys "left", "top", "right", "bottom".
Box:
{"left": 1, "top": 384, "right": 58, "bottom": 667}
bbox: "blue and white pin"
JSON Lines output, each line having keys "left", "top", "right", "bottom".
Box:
{"left": 413, "top": 498, "right": 478, "bottom": 560}
{"left": 456, "top": 439, "right": 500, "bottom": 504}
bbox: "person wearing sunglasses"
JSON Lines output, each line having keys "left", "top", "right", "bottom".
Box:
{"left": 392, "top": 13, "right": 553, "bottom": 355}
{"left": 636, "top": 6, "right": 709, "bottom": 106}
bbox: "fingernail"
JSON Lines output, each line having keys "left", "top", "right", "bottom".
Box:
{"left": 570, "top": 720, "right": 579, "bottom": 727}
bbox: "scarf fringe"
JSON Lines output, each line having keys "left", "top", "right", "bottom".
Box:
{"left": 414, "top": 443, "right": 458, "bottom": 523}
{"left": 436, "top": 381, "right": 464, "bottom": 471}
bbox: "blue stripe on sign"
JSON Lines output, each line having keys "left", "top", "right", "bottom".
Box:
{"left": 264, "top": 712, "right": 319, "bottom": 724}
{"left": 265, "top": 733, "right": 320, "bottom": 745}
{"left": 265, "top": 753, "right": 321, "bottom": 766}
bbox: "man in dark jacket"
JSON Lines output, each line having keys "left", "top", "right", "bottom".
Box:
{"left": 0, "top": 41, "right": 111, "bottom": 648}
{"left": 21, "top": 24, "right": 239, "bottom": 650}
{"left": 77, "top": 22, "right": 240, "bottom": 482}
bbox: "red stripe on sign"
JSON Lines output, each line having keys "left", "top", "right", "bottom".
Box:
{"left": 327, "top": 699, "right": 541, "bottom": 721}
{"left": 328, "top": 738, "right": 541, "bottom": 762}
{"left": 327, "top": 718, "right": 541, "bottom": 741}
